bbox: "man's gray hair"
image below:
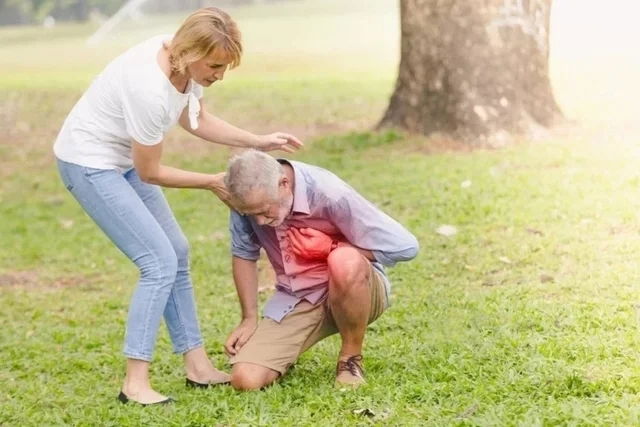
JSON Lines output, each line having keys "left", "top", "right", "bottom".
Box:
{"left": 224, "top": 150, "right": 283, "bottom": 203}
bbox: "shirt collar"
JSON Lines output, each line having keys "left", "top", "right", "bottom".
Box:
{"left": 277, "top": 159, "right": 310, "bottom": 215}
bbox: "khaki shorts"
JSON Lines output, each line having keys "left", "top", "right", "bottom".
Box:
{"left": 230, "top": 263, "right": 388, "bottom": 375}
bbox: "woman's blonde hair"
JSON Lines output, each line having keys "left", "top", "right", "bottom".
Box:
{"left": 169, "top": 7, "right": 242, "bottom": 74}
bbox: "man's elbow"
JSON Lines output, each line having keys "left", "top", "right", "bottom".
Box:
{"left": 398, "top": 236, "right": 420, "bottom": 262}
{"left": 377, "top": 236, "right": 420, "bottom": 265}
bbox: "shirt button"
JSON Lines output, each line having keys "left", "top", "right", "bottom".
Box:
{"left": 285, "top": 254, "right": 291, "bottom": 263}
{"left": 291, "top": 275, "right": 297, "bottom": 279}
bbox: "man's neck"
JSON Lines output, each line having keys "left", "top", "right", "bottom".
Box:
{"left": 282, "top": 162, "right": 296, "bottom": 214}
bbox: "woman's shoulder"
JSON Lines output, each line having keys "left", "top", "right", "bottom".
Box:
{"left": 119, "top": 41, "right": 170, "bottom": 101}
{"left": 125, "top": 34, "right": 171, "bottom": 59}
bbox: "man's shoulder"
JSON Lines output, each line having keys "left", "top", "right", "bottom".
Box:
{"left": 290, "top": 161, "right": 348, "bottom": 192}
{"left": 288, "top": 160, "right": 372, "bottom": 210}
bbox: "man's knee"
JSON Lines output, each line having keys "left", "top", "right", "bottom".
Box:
{"left": 230, "top": 363, "right": 279, "bottom": 391}
{"left": 328, "top": 247, "right": 369, "bottom": 291}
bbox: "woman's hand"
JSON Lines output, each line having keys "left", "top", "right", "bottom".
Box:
{"left": 256, "top": 132, "right": 304, "bottom": 153}
{"left": 224, "top": 318, "right": 258, "bottom": 356}
{"left": 208, "top": 172, "right": 233, "bottom": 208}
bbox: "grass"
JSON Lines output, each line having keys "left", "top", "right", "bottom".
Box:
{"left": 2, "top": 0, "right": 640, "bottom": 425}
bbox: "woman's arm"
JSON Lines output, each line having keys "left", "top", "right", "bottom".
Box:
{"left": 132, "top": 141, "right": 230, "bottom": 201}
{"left": 178, "top": 99, "right": 303, "bottom": 152}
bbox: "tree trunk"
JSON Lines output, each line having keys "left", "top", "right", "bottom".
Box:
{"left": 379, "top": 0, "right": 562, "bottom": 144}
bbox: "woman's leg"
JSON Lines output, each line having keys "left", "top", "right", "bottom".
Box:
{"left": 125, "top": 169, "right": 228, "bottom": 383}
{"left": 57, "top": 160, "right": 178, "bottom": 403}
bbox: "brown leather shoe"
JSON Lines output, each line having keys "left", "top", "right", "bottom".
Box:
{"left": 335, "top": 355, "right": 366, "bottom": 388}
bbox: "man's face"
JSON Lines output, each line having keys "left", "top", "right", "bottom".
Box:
{"left": 234, "top": 185, "right": 293, "bottom": 228}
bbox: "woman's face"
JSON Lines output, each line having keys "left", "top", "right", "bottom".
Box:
{"left": 186, "top": 50, "right": 231, "bottom": 87}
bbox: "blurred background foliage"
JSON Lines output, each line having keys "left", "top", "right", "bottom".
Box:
{"left": 0, "top": 0, "right": 291, "bottom": 25}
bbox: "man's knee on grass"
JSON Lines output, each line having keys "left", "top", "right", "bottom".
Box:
{"left": 231, "top": 362, "right": 279, "bottom": 391}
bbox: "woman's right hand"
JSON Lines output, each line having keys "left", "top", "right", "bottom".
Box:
{"left": 255, "top": 132, "right": 304, "bottom": 153}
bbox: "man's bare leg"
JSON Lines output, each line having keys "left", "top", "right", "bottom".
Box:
{"left": 327, "top": 247, "right": 371, "bottom": 386}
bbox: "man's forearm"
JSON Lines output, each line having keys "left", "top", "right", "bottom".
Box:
{"left": 232, "top": 256, "right": 260, "bottom": 320}
{"left": 335, "top": 241, "right": 375, "bottom": 261}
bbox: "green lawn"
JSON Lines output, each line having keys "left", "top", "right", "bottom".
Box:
{"left": 3, "top": 1, "right": 640, "bottom": 425}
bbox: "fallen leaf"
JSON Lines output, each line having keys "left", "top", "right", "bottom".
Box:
{"left": 456, "top": 403, "right": 479, "bottom": 419}
{"left": 436, "top": 225, "right": 457, "bottom": 237}
{"left": 540, "top": 273, "right": 554, "bottom": 283}
{"left": 498, "top": 256, "right": 512, "bottom": 264}
{"left": 59, "top": 219, "right": 74, "bottom": 229}
{"left": 353, "top": 408, "right": 375, "bottom": 417}
{"left": 525, "top": 227, "right": 544, "bottom": 236}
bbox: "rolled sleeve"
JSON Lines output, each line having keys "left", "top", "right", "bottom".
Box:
{"left": 371, "top": 234, "right": 420, "bottom": 267}
{"left": 330, "top": 194, "right": 419, "bottom": 267}
{"left": 229, "top": 210, "right": 261, "bottom": 261}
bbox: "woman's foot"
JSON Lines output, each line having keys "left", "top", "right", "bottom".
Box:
{"left": 186, "top": 367, "right": 231, "bottom": 386}
{"left": 184, "top": 347, "right": 231, "bottom": 385}
{"left": 120, "top": 384, "right": 171, "bottom": 405}
{"left": 122, "top": 358, "right": 171, "bottom": 404}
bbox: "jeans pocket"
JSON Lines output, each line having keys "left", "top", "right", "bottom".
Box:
{"left": 82, "top": 166, "right": 113, "bottom": 178}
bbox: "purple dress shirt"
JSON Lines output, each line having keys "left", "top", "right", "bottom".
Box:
{"left": 229, "top": 160, "right": 419, "bottom": 322}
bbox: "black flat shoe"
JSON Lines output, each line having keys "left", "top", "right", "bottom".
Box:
{"left": 117, "top": 391, "right": 174, "bottom": 406}
{"left": 186, "top": 377, "right": 230, "bottom": 389}
{"left": 186, "top": 378, "right": 209, "bottom": 388}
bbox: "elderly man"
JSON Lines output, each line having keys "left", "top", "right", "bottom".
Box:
{"left": 222, "top": 150, "right": 418, "bottom": 390}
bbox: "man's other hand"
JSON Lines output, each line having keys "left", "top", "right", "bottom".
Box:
{"left": 224, "top": 318, "right": 258, "bottom": 356}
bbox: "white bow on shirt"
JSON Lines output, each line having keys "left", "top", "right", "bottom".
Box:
{"left": 188, "top": 92, "right": 200, "bottom": 130}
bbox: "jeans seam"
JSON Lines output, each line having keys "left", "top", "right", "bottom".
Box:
{"left": 168, "top": 289, "right": 188, "bottom": 353}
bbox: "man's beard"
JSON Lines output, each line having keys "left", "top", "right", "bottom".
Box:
{"left": 270, "top": 193, "right": 294, "bottom": 227}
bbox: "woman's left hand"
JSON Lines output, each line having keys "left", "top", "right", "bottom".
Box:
{"left": 208, "top": 172, "right": 233, "bottom": 208}
{"left": 256, "top": 132, "right": 304, "bottom": 153}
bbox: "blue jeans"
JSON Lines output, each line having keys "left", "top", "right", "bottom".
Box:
{"left": 57, "top": 159, "right": 204, "bottom": 361}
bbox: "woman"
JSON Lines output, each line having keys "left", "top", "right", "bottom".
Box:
{"left": 54, "top": 7, "right": 302, "bottom": 405}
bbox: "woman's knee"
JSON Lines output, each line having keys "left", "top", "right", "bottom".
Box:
{"left": 137, "top": 248, "right": 179, "bottom": 285}
{"left": 230, "top": 363, "right": 278, "bottom": 391}
{"left": 172, "top": 234, "right": 190, "bottom": 268}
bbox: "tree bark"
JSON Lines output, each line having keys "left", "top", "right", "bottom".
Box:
{"left": 379, "top": 0, "right": 562, "bottom": 144}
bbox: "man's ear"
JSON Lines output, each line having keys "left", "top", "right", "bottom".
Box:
{"left": 279, "top": 175, "right": 290, "bottom": 189}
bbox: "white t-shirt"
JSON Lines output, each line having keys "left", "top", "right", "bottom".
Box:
{"left": 54, "top": 35, "right": 203, "bottom": 171}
